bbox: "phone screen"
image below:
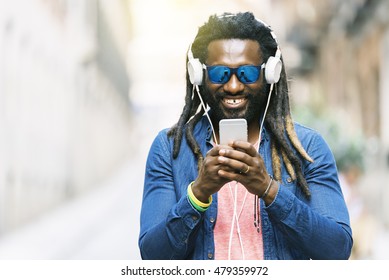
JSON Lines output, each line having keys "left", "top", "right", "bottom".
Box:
{"left": 219, "top": 119, "right": 247, "bottom": 145}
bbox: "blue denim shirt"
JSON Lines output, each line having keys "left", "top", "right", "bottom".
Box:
{"left": 139, "top": 116, "right": 352, "bottom": 260}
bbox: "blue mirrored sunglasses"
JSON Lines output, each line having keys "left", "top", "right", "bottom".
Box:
{"left": 205, "top": 64, "right": 265, "bottom": 84}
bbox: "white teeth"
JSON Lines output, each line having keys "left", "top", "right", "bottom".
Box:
{"left": 225, "top": 98, "right": 243, "bottom": 105}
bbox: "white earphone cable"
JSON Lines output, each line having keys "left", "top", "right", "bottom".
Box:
{"left": 227, "top": 183, "right": 237, "bottom": 260}
{"left": 258, "top": 83, "right": 274, "bottom": 145}
{"left": 194, "top": 85, "right": 218, "bottom": 144}
{"left": 227, "top": 182, "right": 248, "bottom": 260}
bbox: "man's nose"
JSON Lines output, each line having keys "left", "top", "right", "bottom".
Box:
{"left": 222, "top": 74, "right": 244, "bottom": 94}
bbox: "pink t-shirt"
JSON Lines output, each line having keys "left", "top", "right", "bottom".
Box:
{"left": 214, "top": 181, "right": 264, "bottom": 260}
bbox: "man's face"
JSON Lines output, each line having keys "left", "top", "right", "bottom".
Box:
{"left": 202, "top": 39, "right": 268, "bottom": 125}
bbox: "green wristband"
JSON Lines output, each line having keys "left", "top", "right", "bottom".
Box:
{"left": 188, "top": 194, "right": 208, "bottom": 212}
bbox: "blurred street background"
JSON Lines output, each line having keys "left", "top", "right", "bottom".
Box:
{"left": 0, "top": 0, "right": 388, "bottom": 260}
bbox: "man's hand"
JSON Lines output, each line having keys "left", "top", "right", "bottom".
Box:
{"left": 192, "top": 141, "right": 277, "bottom": 204}
{"left": 216, "top": 140, "right": 272, "bottom": 196}
{"left": 191, "top": 144, "right": 233, "bottom": 203}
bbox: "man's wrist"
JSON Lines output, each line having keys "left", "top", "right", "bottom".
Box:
{"left": 187, "top": 181, "right": 212, "bottom": 212}
{"left": 260, "top": 176, "right": 273, "bottom": 199}
{"left": 191, "top": 181, "right": 212, "bottom": 203}
{"left": 262, "top": 180, "right": 279, "bottom": 206}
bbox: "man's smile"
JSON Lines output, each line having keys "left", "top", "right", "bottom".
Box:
{"left": 222, "top": 97, "right": 248, "bottom": 109}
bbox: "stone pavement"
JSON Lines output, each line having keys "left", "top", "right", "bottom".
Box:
{"left": 0, "top": 104, "right": 174, "bottom": 260}
{"left": 0, "top": 156, "right": 143, "bottom": 260}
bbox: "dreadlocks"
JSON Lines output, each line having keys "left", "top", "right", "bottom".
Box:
{"left": 168, "top": 12, "right": 314, "bottom": 198}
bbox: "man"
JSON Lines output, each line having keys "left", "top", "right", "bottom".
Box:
{"left": 139, "top": 12, "right": 352, "bottom": 260}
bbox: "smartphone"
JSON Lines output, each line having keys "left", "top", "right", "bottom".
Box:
{"left": 219, "top": 118, "right": 248, "bottom": 145}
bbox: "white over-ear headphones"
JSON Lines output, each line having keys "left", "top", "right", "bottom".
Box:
{"left": 187, "top": 44, "right": 204, "bottom": 86}
{"left": 187, "top": 15, "right": 282, "bottom": 86}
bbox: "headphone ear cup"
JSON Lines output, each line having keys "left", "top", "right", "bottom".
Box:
{"left": 187, "top": 58, "right": 203, "bottom": 85}
{"left": 264, "top": 56, "right": 282, "bottom": 84}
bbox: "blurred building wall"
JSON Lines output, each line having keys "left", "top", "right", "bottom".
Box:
{"left": 0, "top": 0, "right": 133, "bottom": 233}
{"left": 272, "top": 0, "right": 388, "bottom": 216}
{"left": 308, "top": 0, "right": 389, "bottom": 224}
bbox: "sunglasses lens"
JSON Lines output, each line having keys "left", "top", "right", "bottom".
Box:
{"left": 206, "top": 65, "right": 261, "bottom": 84}
{"left": 237, "top": 66, "right": 260, "bottom": 83}
{"left": 207, "top": 66, "right": 231, "bottom": 84}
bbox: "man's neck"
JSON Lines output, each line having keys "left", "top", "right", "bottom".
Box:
{"left": 247, "top": 121, "right": 260, "bottom": 144}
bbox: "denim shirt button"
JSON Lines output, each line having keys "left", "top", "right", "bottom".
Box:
{"left": 287, "top": 177, "right": 292, "bottom": 183}
{"left": 192, "top": 215, "right": 198, "bottom": 221}
{"left": 207, "top": 253, "right": 213, "bottom": 259}
{"left": 210, "top": 217, "right": 215, "bottom": 223}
